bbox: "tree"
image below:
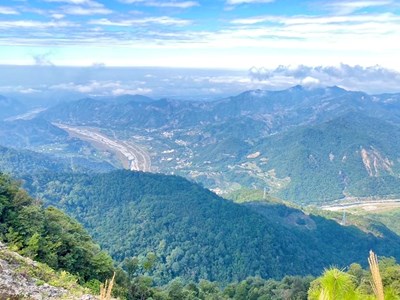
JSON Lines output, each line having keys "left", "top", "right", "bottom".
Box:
{"left": 308, "top": 268, "right": 363, "bottom": 300}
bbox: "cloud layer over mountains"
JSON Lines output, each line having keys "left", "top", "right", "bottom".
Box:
{"left": 249, "top": 64, "right": 400, "bottom": 94}
{"left": 0, "top": 64, "right": 399, "bottom": 103}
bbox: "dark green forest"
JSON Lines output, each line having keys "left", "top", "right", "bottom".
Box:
{"left": 0, "top": 172, "right": 114, "bottom": 283}
{"left": 23, "top": 170, "right": 400, "bottom": 285}
{"left": 0, "top": 171, "right": 315, "bottom": 299}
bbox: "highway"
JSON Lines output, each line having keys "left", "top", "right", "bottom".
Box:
{"left": 55, "top": 123, "right": 151, "bottom": 172}
{"left": 321, "top": 199, "right": 400, "bottom": 211}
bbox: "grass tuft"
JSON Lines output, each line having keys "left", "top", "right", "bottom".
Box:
{"left": 368, "top": 250, "right": 384, "bottom": 300}
{"left": 100, "top": 272, "right": 115, "bottom": 300}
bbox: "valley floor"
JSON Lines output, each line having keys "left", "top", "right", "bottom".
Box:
{"left": 321, "top": 199, "right": 400, "bottom": 212}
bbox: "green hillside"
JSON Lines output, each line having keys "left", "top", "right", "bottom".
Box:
{"left": 250, "top": 113, "right": 400, "bottom": 203}
{"left": 0, "top": 144, "right": 115, "bottom": 175}
{"left": 24, "top": 170, "right": 400, "bottom": 284}
{"left": 0, "top": 172, "right": 114, "bottom": 283}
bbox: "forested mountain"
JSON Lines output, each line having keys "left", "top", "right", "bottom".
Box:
{"left": 247, "top": 113, "right": 400, "bottom": 203}
{"left": 0, "top": 95, "right": 25, "bottom": 120}
{"left": 0, "top": 118, "right": 115, "bottom": 173}
{"left": 0, "top": 170, "right": 314, "bottom": 299}
{"left": 0, "top": 172, "right": 114, "bottom": 283}
{"left": 23, "top": 170, "right": 400, "bottom": 284}
{"left": 0, "top": 145, "right": 68, "bottom": 174}
{"left": 2, "top": 85, "right": 400, "bottom": 298}
{"left": 0, "top": 144, "right": 114, "bottom": 175}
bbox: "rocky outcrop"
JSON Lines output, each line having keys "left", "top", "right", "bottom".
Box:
{"left": 0, "top": 242, "right": 97, "bottom": 300}
{"left": 360, "top": 146, "right": 393, "bottom": 177}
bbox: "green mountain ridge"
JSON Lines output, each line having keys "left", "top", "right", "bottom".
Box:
{"left": 248, "top": 112, "right": 400, "bottom": 203}
{"left": 23, "top": 170, "right": 400, "bottom": 284}
{"left": 0, "top": 144, "right": 115, "bottom": 175}
{"left": 3, "top": 168, "right": 400, "bottom": 299}
{"left": 0, "top": 172, "right": 115, "bottom": 284}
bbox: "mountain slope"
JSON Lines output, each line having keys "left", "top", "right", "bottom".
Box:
{"left": 0, "top": 242, "right": 96, "bottom": 299}
{"left": 0, "top": 118, "right": 69, "bottom": 148}
{"left": 40, "top": 86, "right": 400, "bottom": 131}
{"left": 0, "top": 172, "right": 114, "bottom": 283}
{"left": 24, "top": 170, "right": 400, "bottom": 284}
{"left": 11, "top": 86, "right": 400, "bottom": 203}
{"left": 0, "top": 145, "right": 69, "bottom": 175}
{"left": 0, "top": 144, "right": 115, "bottom": 175}
{"left": 249, "top": 113, "right": 400, "bottom": 203}
{"left": 0, "top": 95, "right": 26, "bottom": 120}
{"left": 0, "top": 118, "right": 116, "bottom": 173}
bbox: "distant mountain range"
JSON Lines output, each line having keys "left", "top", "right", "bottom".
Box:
{"left": 2, "top": 85, "right": 400, "bottom": 203}
{"left": 39, "top": 86, "right": 400, "bottom": 130}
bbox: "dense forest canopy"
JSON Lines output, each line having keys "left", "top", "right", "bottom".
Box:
{"left": 23, "top": 169, "right": 400, "bottom": 285}
{"left": 0, "top": 172, "right": 114, "bottom": 283}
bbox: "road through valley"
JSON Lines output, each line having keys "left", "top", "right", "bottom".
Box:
{"left": 55, "top": 123, "right": 151, "bottom": 172}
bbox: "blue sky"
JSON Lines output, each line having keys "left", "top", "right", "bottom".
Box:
{"left": 1, "top": 0, "right": 400, "bottom": 69}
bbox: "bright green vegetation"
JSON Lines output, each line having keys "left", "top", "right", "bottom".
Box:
{"left": 369, "top": 209, "right": 400, "bottom": 236}
{"left": 123, "top": 275, "right": 314, "bottom": 300}
{"left": 122, "top": 254, "right": 400, "bottom": 299}
{"left": 225, "top": 187, "right": 281, "bottom": 203}
{"left": 3, "top": 165, "right": 400, "bottom": 299}
{"left": 0, "top": 172, "right": 114, "bottom": 284}
{"left": 0, "top": 171, "right": 331, "bottom": 299}
{"left": 309, "top": 256, "right": 400, "bottom": 299}
{"left": 24, "top": 170, "right": 400, "bottom": 285}
{"left": 0, "top": 243, "right": 94, "bottom": 298}
{"left": 327, "top": 206, "right": 400, "bottom": 237}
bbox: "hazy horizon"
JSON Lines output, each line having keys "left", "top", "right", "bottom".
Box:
{"left": 0, "top": 64, "right": 399, "bottom": 105}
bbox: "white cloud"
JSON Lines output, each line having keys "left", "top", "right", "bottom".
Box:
{"left": 324, "top": 0, "right": 395, "bottom": 15}
{"left": 89, "top": 17, "right": 191, "bottom": 26}
{"left": 20, "top": 88, "right": 40, "bottom": 94}
{"left": 248, "top": 64, "right": 400, "bottom": 93}
{"left": 226, "top": 0, "right": 274, "bottom": 5}
{"left": 112, "top": 87, "right": 152, "bottom": 96}
{"left": 1, "top": 1, "right": 400, "bottom": 71}
{"left": 0, "top": 20, "right": 76, "bottom": 28}
{"left": 120, "top": 0, "right": 199, "bottom": 8}
{"left": 44, "top": 0, "right": 101, "bottom": 6}
{"left": 19, "top": 7, "right": 48, "bottom": 15}
{"left": 61, "top": 6, "right": 112, "bottom": 15}
{"left": 51, "top": 13, "right": 65, "bottom": 19}
{"left": 0, "top": 6, "right": 19, "bottom": 14}
{"left": 222, "top": 13, "right": 400, "bottom": 56}
{"left": 231, "top": 12, "right": 400, "bottom": 25}
{"left": 301, "top": 76, "right": 320, "bottom": 86}
{"left": 50, "top": 80, "right": 152, "bottom": 96}
{"left": 51, "top": 81, "right": 115, "bottom": 93}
